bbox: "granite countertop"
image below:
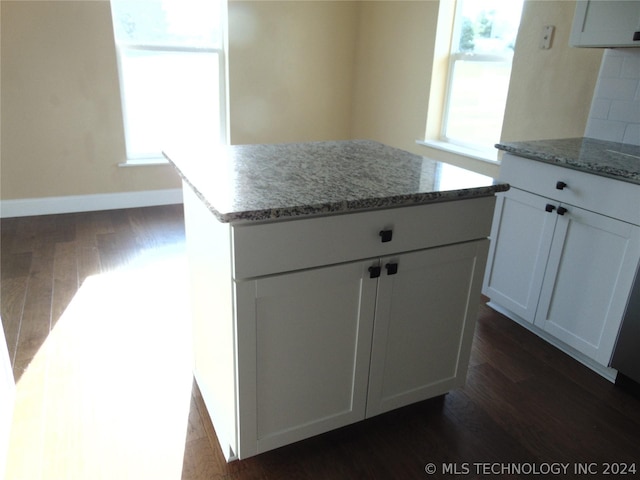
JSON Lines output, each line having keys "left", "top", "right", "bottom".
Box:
{"left": 496, "top": 137, "right": 640, "bottom": 185}
{"left": 164, "top": 140, "right": 509, "bottom": 223}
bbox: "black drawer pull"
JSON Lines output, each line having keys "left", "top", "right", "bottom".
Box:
{"left": 379, "top": 229, "right": 393, "bottom": 243}
{"left": 545, "top": 204, "right": 556, "bottom": 213}
{"left": 385, "top": 263, "right": 398, "bottom": 275}
{"left": 368, "top": 265, "right": 381, "bottom": 279}
{"left": 556, "top": 181, "right": 567, "bottom": 190}
{"left": 557, "top": 206, "right": 568, "bottom": 216}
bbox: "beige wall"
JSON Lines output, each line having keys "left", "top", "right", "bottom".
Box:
{"left": 0, "top": 1, "right": 181, "bottom": 201}
{"left": 230, "top": 0, "right": 604, "bottom": 176}
{"left": 1, "top": 0, "right": 605, "bottom": 202}
{"left": 351, "top": 1, "right": 437, "bottom": 153}
{"left": 350, "top": 0, "right": 603, "bottom": 177}
{"left": 0, "top": 0, "right": 360, "bottom": 201}
{"left": 228, "top": 1, "right": 358, "bottom": 144}
{"left": 501, "top": 0, "right": 603, "bottom": 143}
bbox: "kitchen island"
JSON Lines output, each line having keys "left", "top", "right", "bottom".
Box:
{"left": 165, "top": 140, "right": 509, "bottom": 461}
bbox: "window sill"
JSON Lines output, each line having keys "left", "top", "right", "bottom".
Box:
{"left": 118, "top": 157, "right": 170, "bottom": 167}
{"left": 416, "top": 139, "right": 500, "bottom": 165}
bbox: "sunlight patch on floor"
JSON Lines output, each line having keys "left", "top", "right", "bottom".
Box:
{"left": 6, "top": 247, "right": 193, "bottom": 480}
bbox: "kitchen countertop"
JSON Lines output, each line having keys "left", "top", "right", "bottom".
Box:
{"left": 164, "top": 140, "right": 509, "bottom": 223}
{"left": 496, "top": 137, "right": 640, "bottom": 185}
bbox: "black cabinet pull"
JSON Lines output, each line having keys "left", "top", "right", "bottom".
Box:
{"left": 368, "top": 265, "right": 381, "bottom": 279}
{"left": 545, "top": 204, "right": 556, "bottom": 213}
{"left": 379, "top": 229, "right": 393, "bottom": 243}
{"left": 633, "top": 31, "right": 640, "bottom": 41}
{"left": 557, "top": 206, "right": 568, "bottom": 216}
{"left": 556, "top": 181, "right": 567, "bottom": 190}
{"left": 385, "top": 263, "right": 398, "bottom": 275}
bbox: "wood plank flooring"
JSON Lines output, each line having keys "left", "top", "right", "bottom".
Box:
{"left": 2, "top": 205, "right": 192, "bottom": 479}
{"left": 2, "top": 205, "right": 640, "bottom": 479}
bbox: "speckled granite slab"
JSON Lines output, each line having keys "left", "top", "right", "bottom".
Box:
{"left": 496, "top": 137, "right": 640, "bottom": 185}
{"left": 164, "top": 140, "right": 508, "bottom": 223}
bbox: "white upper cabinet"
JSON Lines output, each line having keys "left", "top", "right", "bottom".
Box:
{"left": 570, "top": 0, "right": 640, "bottom": 47}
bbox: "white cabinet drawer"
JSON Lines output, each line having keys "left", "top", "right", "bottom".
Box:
{"left": 500, "top": 153, "right": 640, "bottom": 225}
{"left": 231, "top": 196, "right": 495, "bottom": 279}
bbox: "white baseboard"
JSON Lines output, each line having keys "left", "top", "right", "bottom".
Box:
{"left": 0, "top": 189, "right": 183, "bottom": 218}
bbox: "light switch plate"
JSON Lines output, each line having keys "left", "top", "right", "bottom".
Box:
{"left": 540, "top": 25, "right": 555, "bottom": 49}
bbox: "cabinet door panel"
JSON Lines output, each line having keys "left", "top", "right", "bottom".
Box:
{"left": 246, "top": 261, "right": 377, "bottom": 454}
{"left": 367, "top": 240, "right": 488, "bottom": 417}
{"left": 535, "top": 206, "right": 640, "bottom": 365}
{"left": 483, "top": 189, "right": 557, "bottom": 322}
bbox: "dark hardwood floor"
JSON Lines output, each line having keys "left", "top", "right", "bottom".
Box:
{"left": 2, "top": 205, "right": 639, "bottom": 479}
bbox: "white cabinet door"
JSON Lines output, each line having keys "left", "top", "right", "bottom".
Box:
{"left": 534, "top": 206, "right": 640, "bottom": 366}
{"left": 483, "top": 189, "right": 557, "bottom": 323}
{"left": 236, "top": 260, "right": 378, "bottom": 457}
{"left": 366, "top": 240, "right": 488, "bottom": 417}
{"left": 570, "top": 0, "right": 640, "bottom": 47}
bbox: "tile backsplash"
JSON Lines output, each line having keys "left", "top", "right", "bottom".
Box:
{"left": 585, "top": 49, "right": 640, "bottom": 146}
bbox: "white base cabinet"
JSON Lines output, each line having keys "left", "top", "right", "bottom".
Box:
{"left": 483, "top": 188, "right": 556, "bottom": 323}
{"left": 535, "top": 204, "right": 640, "bottom": 366}
{"left": 238, "top": 261, "right": 377, "bottom": 455}
{"left": 183, "top": 185, "right": 494, "bottom": 460}
{"left": 367, "top": 242, "right": 486, "bottom": 417}
{"left": 483, "top": 154, "right": 640, "bottom": 379}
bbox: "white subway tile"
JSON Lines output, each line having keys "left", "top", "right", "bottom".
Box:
{"left": 601, "top": 52, "right": 624, "bottom": 77}
{"left": 621, "top": 50, "right": 640, "bottom": 79}
{"left": 589, "top": 98, "right": 611, "bottom": 119}
{"left": 622, "top": 124, "right": 640, "bottom": 146}
{"left": 596, "top": 77, "right": 638, "bottom": 100}
{"left": 609, "top": 99, "right": 640, "bottom": 123}
{"left": 585, "top": 118, "right": 627, "bottom": 143}
{"left": 586, "top": 49, "right": 640, "bottom": 146}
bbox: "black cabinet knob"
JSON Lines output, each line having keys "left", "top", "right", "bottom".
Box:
{"left": 556, "top": 181, "right": 567, "bottom": 190}
{"left": 379, "top": 229, "right": 393, "bottom": 243}
{"left": 368, "top": 265, "right": 381, "bottom": 279}
{"left": 545, "top": 204, "right": 556, "bottom": 213}
{"left": 385, "top": 263, "right": 398, "bottom": 275}
{"left": 557, "top": 206, "right": 568, "bottom": 216}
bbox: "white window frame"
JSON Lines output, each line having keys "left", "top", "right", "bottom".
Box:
{"left": 421, "top": 0, "right": 522, "bottom": 164}
{"left": 440, "top": 51, "right": 513, "bottom": 153}
{"left": 111, "top": 2, "right": 229, "bottom": 166}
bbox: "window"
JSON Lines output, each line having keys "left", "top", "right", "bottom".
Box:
{"left": 433, "top": 0, "right": 524, "bottom": 158}
{"left": 110, "top": 0, "right": 227, "bottom": 163}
